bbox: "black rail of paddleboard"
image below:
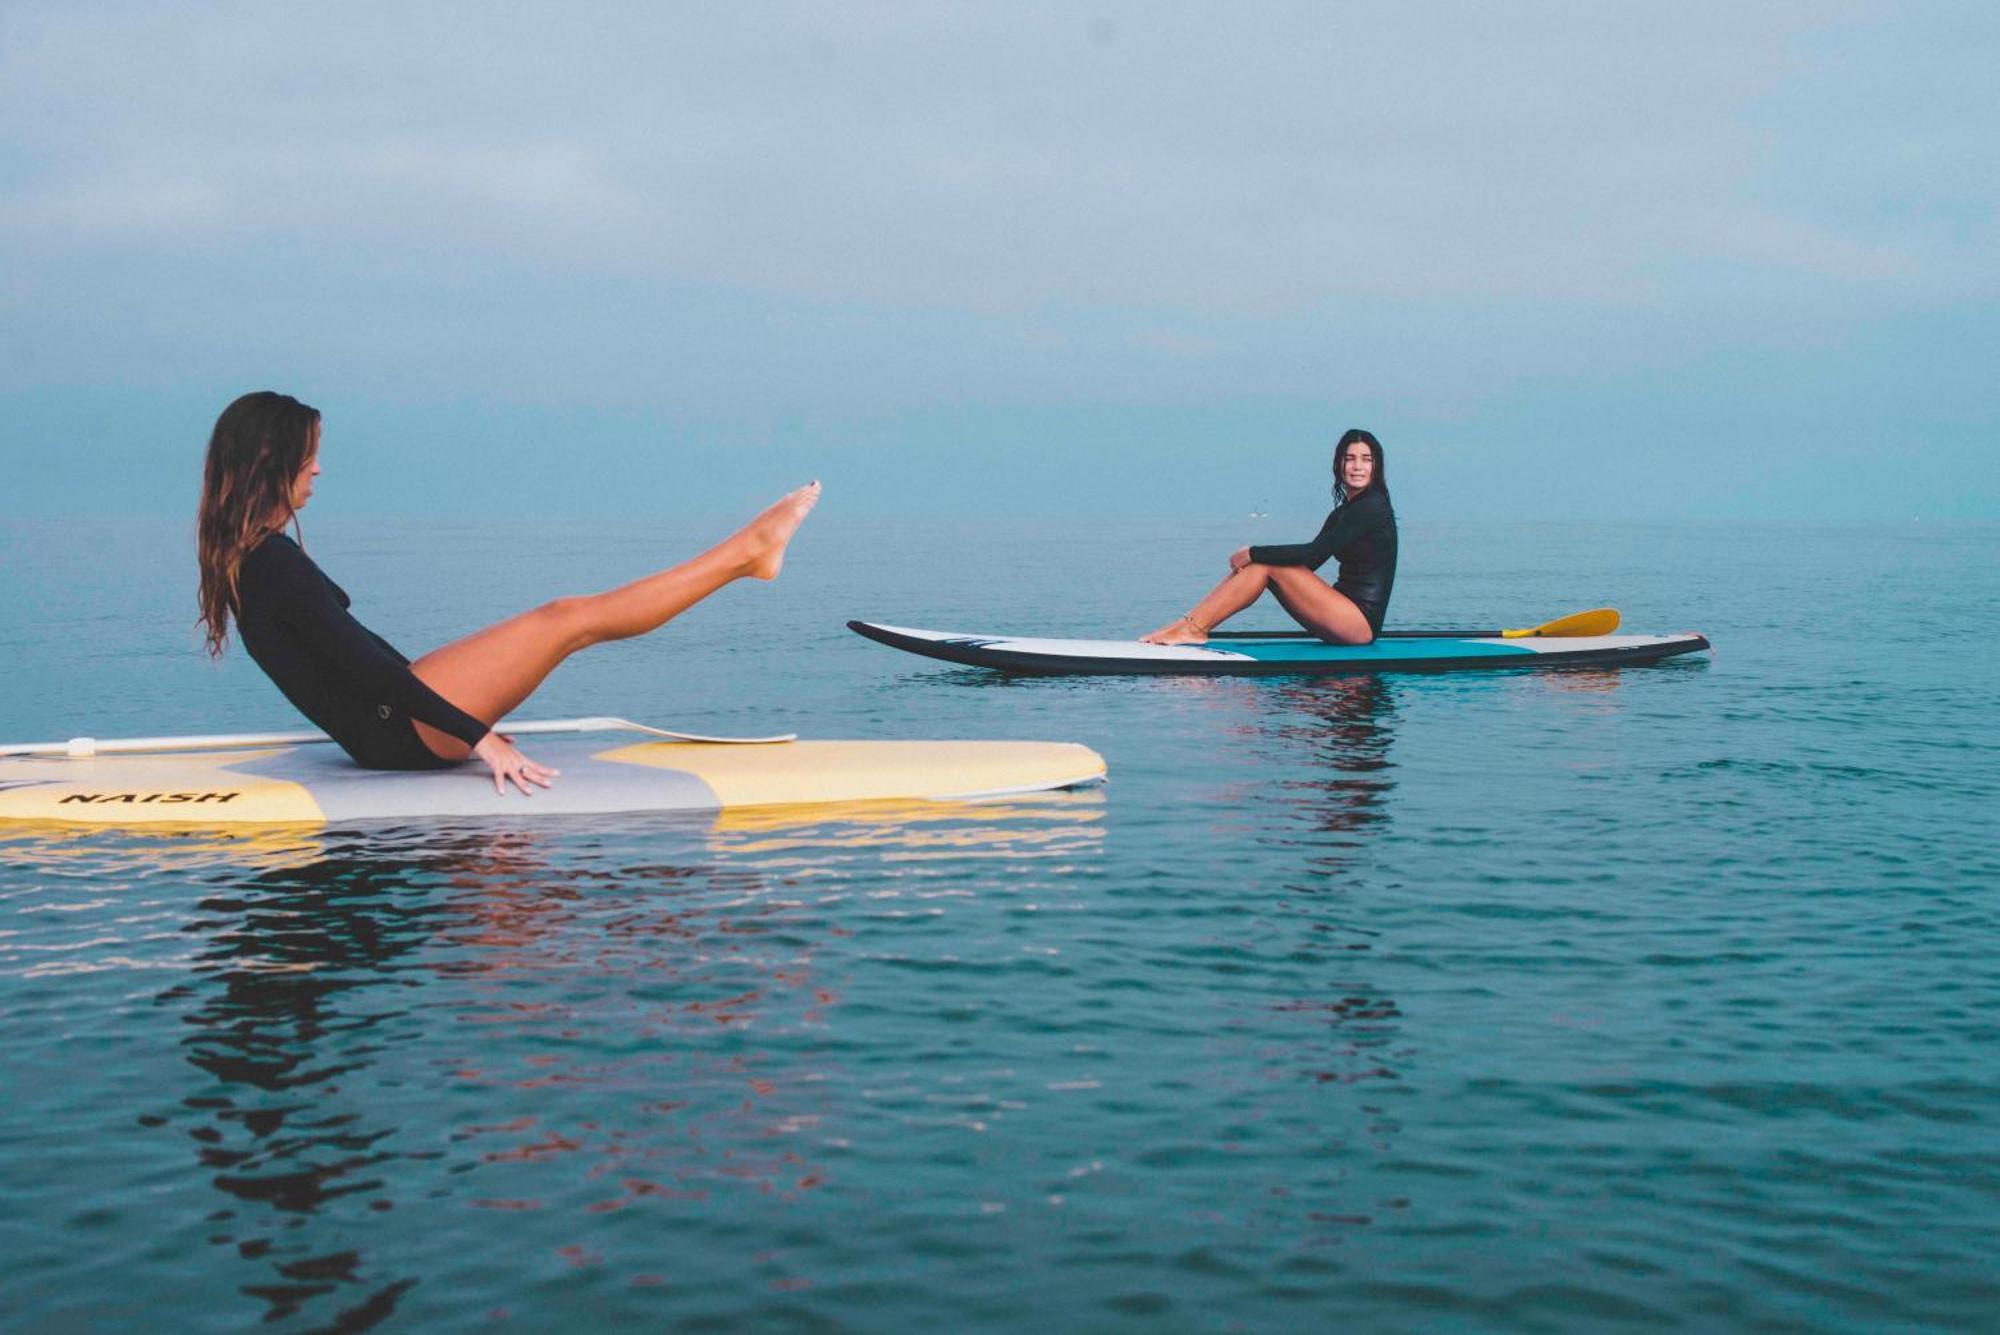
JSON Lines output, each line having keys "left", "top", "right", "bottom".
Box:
{"left": 848, "top": 622, "right": 1710, "bottom": 677}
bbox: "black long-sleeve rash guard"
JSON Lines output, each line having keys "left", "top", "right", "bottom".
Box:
{"left": 1247, "top": 488, "right": 1399, "bottom": 633}
{"left": 235, "top": 533, "right": 489, "bottom": 767}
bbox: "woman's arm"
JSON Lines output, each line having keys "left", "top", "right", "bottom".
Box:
{"left": 1248, "top": 507, "right": 1349, "bottom": 570}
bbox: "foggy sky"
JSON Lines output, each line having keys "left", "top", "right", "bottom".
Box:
{"left": 3, "top": 2, "right": 1994, "bottom": 521}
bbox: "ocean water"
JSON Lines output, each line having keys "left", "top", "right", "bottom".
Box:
{"left": 1, "top": 514, "right": 1995, "bottom": 1333}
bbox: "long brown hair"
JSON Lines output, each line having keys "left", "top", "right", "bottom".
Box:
{"left": 197, "top": 391, "right": 320, "bottom": 656}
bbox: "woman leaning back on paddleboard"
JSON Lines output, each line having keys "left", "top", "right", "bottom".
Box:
{"left": 196, "top": 391, "right": 819, "bottom": 794}
{"left": 1141, "top": 428, "right": 1397, "bottom": 646}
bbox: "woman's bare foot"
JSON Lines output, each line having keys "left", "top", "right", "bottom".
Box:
{"left": 1139, "top": 614, "right": 1207, "bottom": 646}
{"left": 739, "top": 481, "right": 821, "bottom": 580}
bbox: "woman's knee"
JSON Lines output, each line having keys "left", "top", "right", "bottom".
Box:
{"left": 533, "top": 594, "right": 599, "bottom": 651}
{"left": 1264, "top": 564, "right": 1320, "bottom": 591}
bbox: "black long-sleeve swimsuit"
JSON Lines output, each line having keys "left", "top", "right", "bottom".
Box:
{"left": 235, "top": 533, "right": 490, "bottom": 769}
{"left": 1247, "top": 488, "right": 1398, "bottom": 636}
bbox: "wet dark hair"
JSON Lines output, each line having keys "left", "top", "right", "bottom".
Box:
{"left": 197, "top": 391, "right": 321, "bottom": 656}
{"left": 1332, "top": 428, "right": 1388, "bottom": 506}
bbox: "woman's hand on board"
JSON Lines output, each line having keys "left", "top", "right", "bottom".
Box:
{"left": 474, "top": 731, "right": 561, "bottom": 796}
{"left": 1229, "top": 546, "right": 1253, "bottom": 573}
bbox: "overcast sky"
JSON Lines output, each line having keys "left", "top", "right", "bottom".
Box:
{"left": 2, "top": 2, "right": 1994, "bottom": 520}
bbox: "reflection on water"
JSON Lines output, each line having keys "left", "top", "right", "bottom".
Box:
{"left": 120, "top": 798, "right": 1104, "bottom": 1328}
{"left": 1264, "top": 674, "right": 1398, "bottom": 852}
{"left": 149, "top": 839, "right": 453, "bottom": 1325}
{"left": 1538, "top": 666, "right": 1626, "bottom": 695}
{"left": 0, "top": 823, "right": 328, "bottom": 887}
{"left": 1245, "top": 676, "right": 1406, "bottom": 1180}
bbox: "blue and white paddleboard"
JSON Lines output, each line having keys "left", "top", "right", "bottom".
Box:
{"left": 849, "top": 621, "right": 1710, "bottom": 676}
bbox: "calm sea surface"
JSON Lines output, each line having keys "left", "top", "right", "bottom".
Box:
{"left": 2, "top": 514, "right": 1995, "bottom": 1333}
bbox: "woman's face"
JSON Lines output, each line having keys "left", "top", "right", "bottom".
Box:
{"left": 288, "top": 425, "right": 322, "bottom": 513}
{"left": 1339, "top": 442, "right": 1375, "bottom": 493}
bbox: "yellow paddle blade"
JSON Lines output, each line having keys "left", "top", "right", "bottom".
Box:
{"left": 1502, "top": 607, "right": 1620, "bottom": 638}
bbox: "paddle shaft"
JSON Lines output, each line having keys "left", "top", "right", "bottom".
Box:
{"left": 1210, "top": 628, "right": 1513, "bottom": 640}
{"left": 0, "top": 716, "right": 794, "bottom": 758}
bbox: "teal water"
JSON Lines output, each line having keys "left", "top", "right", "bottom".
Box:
{"left": 2, "top": 515, "right": 1996, "bottom": 1333}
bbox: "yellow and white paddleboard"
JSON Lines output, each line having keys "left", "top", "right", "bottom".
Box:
{"left": 0, "top": 731, "right": 1107, "bottom": 828}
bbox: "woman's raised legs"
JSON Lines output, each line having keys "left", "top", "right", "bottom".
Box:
{"left": 408, "top": 482, "right": 820, "bottom": 764}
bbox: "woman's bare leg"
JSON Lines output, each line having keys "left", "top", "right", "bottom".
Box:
{"left": 408, "top": 482, "right": 819, "bottom": 759}
{"left": 1263, "top": 566, "right": 1375, "bottom": 644}
{"left": 1141, "top": 562, "right": 1374, "bottom": 646}
{"left": 1141, "top": 565, "right": 1272, "bottom": 643}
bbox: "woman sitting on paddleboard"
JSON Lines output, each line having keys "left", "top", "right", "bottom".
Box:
{"left": 1142, "top": 428, "right": 1396, "bottom": 645}
{"left": 196, "top": 391, "right": 818, "bottom": 795}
